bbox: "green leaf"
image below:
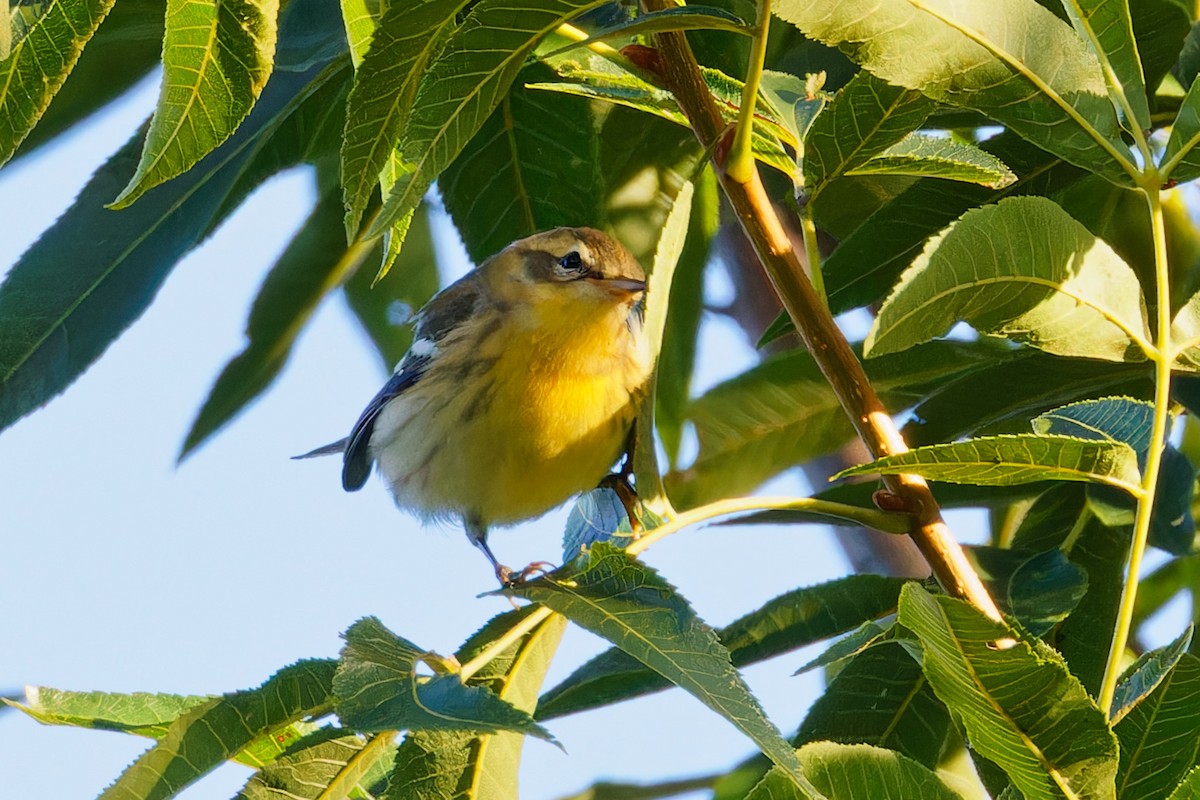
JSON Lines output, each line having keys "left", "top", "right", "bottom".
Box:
{"left": 339, "top": 0, "right": 381, "bottom": 65}
{"left": 745, "top": 742, "right": 965, "bottom": 800}
{"left": 1133, "top": 0, "right": 1190, "bottom": 99}
{"left": 1115, "top": 653, "right": 1200, "bottom": 800}
{"left": 440, "top": 61, "right": 605, "bottom": 264}
{"left": 0, "top": 0, "right": 115, "bottom": 167}
{"left": 384, "top": 606, "right": 567, "bottom": 800}
{"left": 865, "top": 196, "right": 1151, "bottom": 362}
{"left": 792, "top": 618, "right": 893, "bottom": 676}
{"left": 343, "top": 203, "right": 439, "bottom": 374}
{"left": 1162, "top": 69, "right": 1200, "bottom": 182}
{"left": 1111, "top": 627, "right": 1194, "bottom": 724}
{"left": 334, "top": 617, "right": 555, "bottom": 742}
{"left": 773, "top": 0, "right": 1134, "bottom": 184}
{"left": 339, "top": 0, "right": 463, "bottom": 237}
{"left": 966, "top": 546, "right": 1089, "bottom": 637}
{"left": 99, "top": 660, "right": 338, "bottom": 800}
{"left": 801, "top": 70, "right": 935, "bottom": 200}
{"left": 0, "top": 63, "right": 335, "bottom": 437}
{"left": 234, "top": 729, "right": 397, "bottom": 800}
{"left": 849, "top": 133, "right": 1016, "bottom": 189}
{"left": 536, "top": 574, "right": 905, "bottom": 720}
{"left": 756, "top": 69, "right": 825, "bottom": 154}
{"left": 9, "top": 688, "right": 212, "bottom": 739}
{"left": 657, "top": 168, "right": 717, "bottom": 467}
{"left": 795, "top": 642, "right": 950, "bottom": 770}
{"left": 836, "top": 433, "right": 1144, "bottom": 495}
{"left": 1168, "top": 767, "right": 1200, "bottom": 800}
{"left": 181, "top": 186, "right": 374, "bottom": 459}
{"left": 1033, "top": 397, "right": 1154, "bottom": 466}
{"left": 1033, "top": 398, "right": 1195, "bottom": 553}
{"left": 8, "top": 0, "right": 162, "bottom": 161}
{"left": 898, "top": 585, "right": 1119, "bottom": 800}
{"left": 1014, "top": 486, "right": 1130, "bottom": 695}
{"left": 546, "top": 4, "right": 752, "bottom": 53}
{"left": 1060, "top": 0, "right": 1151, "bottom": 133}
{"left": 366, "top": 0, "right": 609, "bottom": 254}
{"left": 667, "top": 340, "right": 996, "bottom": 508}
{"left": 903, "top": 351, "right": 1149, "bottom": 448}
{"left": 1170, "top": 288, "right": 1200, "bottom": 370}
{"left": 528, "top": 59, "right": 797, "bottom": 177}
{"left": 111, "top": 0, "right": 281, "bottom": 208}
{"left": 823, "top": 132, "right": 1086, "bottom": 315}
{"left": 511, "top": 543, "right": 822, "bottom": 796}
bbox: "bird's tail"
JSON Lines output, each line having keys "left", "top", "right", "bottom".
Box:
{"left": 292, "top": 438, "right": 349, "bottom": 459}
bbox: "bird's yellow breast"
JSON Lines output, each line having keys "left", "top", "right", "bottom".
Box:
{"left": 370, "top": 293, "right": 650, "bottom": 527}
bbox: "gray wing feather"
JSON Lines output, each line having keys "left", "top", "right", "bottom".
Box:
{"left": 340, "top": 274, "right": 486, "bottom": 492}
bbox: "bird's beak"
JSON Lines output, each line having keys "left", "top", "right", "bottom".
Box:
{"left": 593, "top": 276, "right": 647, "bottom": 295}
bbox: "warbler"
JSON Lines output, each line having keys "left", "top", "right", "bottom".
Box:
{"left": 302, "top": 227, "right": 651, "bottom": 581}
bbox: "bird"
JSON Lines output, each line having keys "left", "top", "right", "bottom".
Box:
{"left": 299, "top": 227, "right": 652, "bottom": 582}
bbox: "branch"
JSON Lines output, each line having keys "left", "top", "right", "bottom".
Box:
{"left": 644, "top": 3, "right": 1002, "bottom": 621}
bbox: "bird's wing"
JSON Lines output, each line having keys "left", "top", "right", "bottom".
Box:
{"left": 341, "top": 274, "right": 486, "bottom": 491}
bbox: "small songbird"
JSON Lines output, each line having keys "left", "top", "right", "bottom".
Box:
{"left": 301, "top": 227, "right": 652, "bottom": 581}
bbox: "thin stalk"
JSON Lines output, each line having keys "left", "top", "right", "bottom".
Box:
{"left": 1097, "top": 187, "right": 1173, "bottom": 716}
{"left": 628, "top": 495, "right": 909, "bottom": 556}
{"left": 459, "top": 606, "right": 554, "bottom": 681}
{"left": 726, "top": 0, "right": 772, "bottom": 184}
{"left": 798, "top": 203, "right": 827, "bottom": 305}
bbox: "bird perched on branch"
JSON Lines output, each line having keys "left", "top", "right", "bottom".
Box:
{"left": 300, "top": 227, "right": 652, "bottom": 582}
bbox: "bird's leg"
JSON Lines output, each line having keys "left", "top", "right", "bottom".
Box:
{"left": 600, "top": 426, "right": 642, "bottom": 534}
{"left": 465, "top": 517, "right": 513, "bottom": 585}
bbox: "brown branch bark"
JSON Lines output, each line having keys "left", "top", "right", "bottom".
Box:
{"left": 646, "top": 12, "right": 1002, "bottom": 620}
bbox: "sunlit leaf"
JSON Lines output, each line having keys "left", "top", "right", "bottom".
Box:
{"left": 773, "top": 0, "right": 1133, "bottom": 184}
{"left": 1115, "top": 652, "right": 1200, "bottom": 800}
{"left": 8, "top": 687, "right": 212, "bottom": 739}
{"left": 99, "top": 660, "right": 338, "bottom": 800}
{"left": 836, "top": 433, "right": 1143, "bottom": 495}
{"left": 385, "top": 606, "right": 567, "bottom": 800}
{"left": 899, "top": 585, "right": 1119, "bottom": 800}
{"left": 340, "top": 0, "right": 463, "bottom": 236}
{"left": 745, "top": 742, "right": 965, "bottom": 800}
{"left": 0, "top": 0, "right": 115, "bottom": 167}
{"left": 334, "top": 617, "right": 555, "bottom": 742}
{"left": 234, "top": 729, "right": 397, "bottom": 800}
{"left": 440, "top": 61, "right": 604, "bottom": 264}
{"left": 366, "top": 0, "right": 609, "bottom": 260}
{"left": 801, "top": 70, "right": 934, "bottom": 200}
{"left": 849, "top": 133, "right": 1016, "bottom": 189}
{"left": 866, "top": 196, "right": 1151, "bottom": 362}
{"left": 512, "top": 543, "right": 820, "bottom": 794}
{"left": 1060, "top": 0, "right": 1150, "bottom": 133}
{"left": 537, "top": 574, "right": 905, "bottom": 720}
{"left": 111, "top": 0, "right": 281, "bottom": 207}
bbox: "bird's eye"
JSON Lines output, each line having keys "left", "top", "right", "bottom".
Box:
{"left": 556, "top": 251, "right": 587, "bottom": 278}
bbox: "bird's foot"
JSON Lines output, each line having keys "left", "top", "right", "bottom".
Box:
{"left": 599, "top": 472, "right": 642, "bottom": 534}
{"left": 497, "top": 561, "right": 556, "bottom": 587}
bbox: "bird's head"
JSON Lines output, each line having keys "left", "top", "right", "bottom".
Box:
{"left": 482, "top": 227, "right": 647, "bottom": 316}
